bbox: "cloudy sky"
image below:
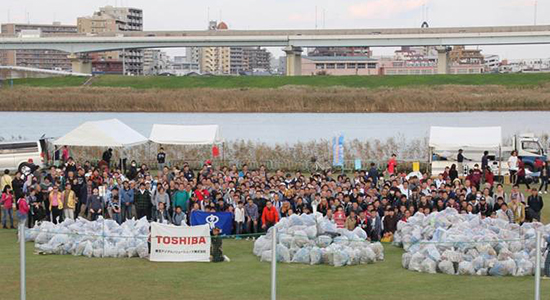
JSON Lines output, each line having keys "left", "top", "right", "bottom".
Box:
{"left": 1, "top": 0, "right": 549, "bottom": 59}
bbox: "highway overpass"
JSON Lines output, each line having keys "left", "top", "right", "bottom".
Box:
{"left": 2, "top": 25, "right": 550, "bottom": 75}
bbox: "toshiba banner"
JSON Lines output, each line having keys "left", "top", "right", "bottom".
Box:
{"left": 150, "top": 223, "right": 211, "bottom": 262}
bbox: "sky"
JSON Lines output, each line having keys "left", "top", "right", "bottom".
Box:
{"left": 1, "top": 0, "right": 549, "bottom": 59}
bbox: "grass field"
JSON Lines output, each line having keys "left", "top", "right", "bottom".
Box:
{"left": 10, "top": 73, "right": 550, "bottom": 89}
{"left": 1, "top": 187, "right": 550, "bottom": 300}
{"left": 1, "top": 234, "right": 549, "bottom": 300}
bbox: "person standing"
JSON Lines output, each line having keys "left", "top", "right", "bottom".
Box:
{"left": 0, "top": 169, "right": 12, "bottom": 192}
{"left": 234, "top": 201, "right": 245, "bottom": 236}
{"left": 387, "top": 154, "right": 397, "bottom": 176}
{"left": 457, "top": 149, "right": 468, "bottom": 176}
{"left": 481, "top": 151, "right": 489, "bottom": 183}
{"left": 508, "top": 151, "right": 519, "bottom": 185}
{"left": 172, "top": 184, "right": 189, "bottom": 218}
{"left": 539, "top": 161, "right": 549, "bottom": 194}
{"left": 48, "top": 185, "right": 62, "bottom": 224}
{"left": 102, "top": 148, "right": 113, "bottom": 167}
{"left": 527, "top": 188, "right": 544, "bottom": 222}
{"left": 61, "top": 183, "right": 76, "bottom": 221}
{"left": 515, "top": 159, "right": 531, "bottom": 189}
{"left": 134, "top": 183, "right": 152, "bottom": 220}
{"left": 62, "top": 145, "right": 70, "bottom": 163}
{"left": 120, "top": 181, "right": 134, "bottom": 221}
{"left": 157, "top": 147, "right": 167, "bottom": 171}
{"left": 1, "top": 186, "right": 14, "bottom": 229}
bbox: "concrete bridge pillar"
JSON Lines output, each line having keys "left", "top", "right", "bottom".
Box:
{"left": 284, "top": 46, "right": 303, "bottom": 76}
{"left": 436, "top": 46, "right": 451, "bottom": 75}
{"left": 68, "top": 54, "right": 92, "bottom": 75}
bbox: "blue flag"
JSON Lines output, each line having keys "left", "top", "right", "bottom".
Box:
{"left": 190, "top": 211, "right": 233, "bottom": 235}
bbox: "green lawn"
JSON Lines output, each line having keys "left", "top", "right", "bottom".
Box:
{"left": 1, "top": 234, "right": 549, "bottom": 300}
{"left": 10, "top": 72, "right": 550, "bottom": 89}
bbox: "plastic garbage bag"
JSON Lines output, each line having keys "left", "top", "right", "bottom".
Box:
{"left": 352, "top": 227, "right": 367, "bottom": 240}
{"left": 423, "top": 244, "right": 441, "bottom": 262}
{"left": 304, "top": 226, "right": 317, "bottom": 239}
{"left": 279, "top": 234, "right": 293, "bottom": 249}
{"left": 402, "top": 252, "right": 412, "bottom": 269}
{"left": 458, "top": 261, "right": 475, "bottom": 276}
{"left": 321, "top": 248, "right": 334, "bottom": 265}
{"left": 83, "top": 241, "right": 94, "bottom": 258}
{"left": 421, "top": 258, "right": 437, "bottom": 274}
{"left": 316, "top": 235, "right": 332, "bottom": 248}
{"left": 333, "top": 249, "right": 350, "bottom": 267}
{"left": 409, "top": 253, "right": 425, "bottom": 272}
{"left": 291, "top": 248, "right": 310, "bottom": 264}
{"left": 276, "top": 244, "right": 291, "bottom": 263}
{"left": 371, "top": 242, "right": 384, "bottom": 261}
{"left": 310, "top": 247, "right": 323, "bottom": 265}
{"left": 289, "top": 214, "right": 304, "bottom": 226}
{"left": 136, "top": 243, "right": 149, "bottom": 258}
{"left": 333, "top": 236, "right": 349, "bottom": 246}
{"left": 489, "top": 259, "right": 516, "bottom": 276}
{"left": 253, "top": 236, "right": 270, "bottom": 256}
{"left": 514, "top": 259, "right": 534, "bottom": 276}
{"left": 292, "top": 231, "right": 310, "bottom": 248}
{"left": 300, "top": 214, "right": 316, "bottom": 226}
{"left": 438, "top": 260, "right": 455, "bottom": 275}
{"left": 261, "top": 250, "right": 273, "bottom": 262}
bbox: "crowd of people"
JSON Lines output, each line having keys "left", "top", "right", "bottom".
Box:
{"left": 0, "top": 150, "right": 547, "bottom": 244}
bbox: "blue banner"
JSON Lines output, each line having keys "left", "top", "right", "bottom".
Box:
{"left": 333, "top": 134, "right": 344, "bottom": 167}
{"left": 190, "top": 211, "right": 233, "bottom": 235}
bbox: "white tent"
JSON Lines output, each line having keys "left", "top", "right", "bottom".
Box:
{"left": 429, "top": 126, "right": 502, "bottom": 149}
{"left": 53, "top": 119, "right": 148, "bottom": 147}
{"left": 149, "top": 124, "right": 223, "bottom": 145}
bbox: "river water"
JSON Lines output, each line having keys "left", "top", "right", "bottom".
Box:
{"left": 1, "top": 111, "right": 549, "bottom": 143}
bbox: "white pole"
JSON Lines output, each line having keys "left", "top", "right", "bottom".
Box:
{"left": 535, "top": 230, "right": 541, "bottom": 300}
{"left": 271, "top": 227, "right": 277, "bottom": 300}
{"left": 19, "top": 223, "right": 26, "bottom": 300}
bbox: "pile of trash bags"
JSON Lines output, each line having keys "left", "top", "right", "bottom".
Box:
{"left": 253, "top": 213, "right": 384, "bottom": 267}
{"left": 393, "top": 208, "right": 550, "bottom": 276}
{"left": 23, "top": 217, "right": 150, "bottom": 258}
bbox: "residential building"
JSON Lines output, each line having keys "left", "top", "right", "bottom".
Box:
{"left": 449, "top": 46, "right": 484, "bottom": 65}
{"left": 143, "top": 49, "right": 169, "bottom": 75}
{"left": 243, "top": 47, "right": 272, "bottom": 72}
{"left": 302, "top": 56, "right": 380, "bottom": 76}
{"left": 196, "top": 21, "right": 231, "bottom": 74}
{"left": 499, "top": 58, "right": 550, "bottom": 73}
{"left": 0, "top": 22, "right": 77, "bottom": 71}
{"left": 484, "top": 54, "right": 500, "bottom": 72}
{"left": 167, "top": 57, "right": 200, "bottom": 76}
{"left": 308, "top": 47, "right": 372, "bottom": 57}
{"left": 77, "top": 6, "right": 144, "bottom": 75}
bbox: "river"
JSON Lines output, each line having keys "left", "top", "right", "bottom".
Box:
{"left": 1, "top": 111, "right": 549, "bottom": 143}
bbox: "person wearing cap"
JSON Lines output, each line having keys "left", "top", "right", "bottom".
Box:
{"left": 478, "top": 197, "right": 492, "bottom": 217}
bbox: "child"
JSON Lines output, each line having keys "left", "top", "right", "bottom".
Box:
{"left": 109, "top": 196, "right": 122, "bottom": 225}
{"left": 16, "top": 196, "right": 30, "bottom": 227}
{"left": 172, "top": 206, "right": 186, "bottom": 226}
{"left": 234, "top": 201, "right": 245, "bottom": 237}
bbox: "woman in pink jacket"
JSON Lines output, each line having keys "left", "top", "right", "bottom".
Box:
{"left": 1, "top": 186, "right": 14, "bottom": 229}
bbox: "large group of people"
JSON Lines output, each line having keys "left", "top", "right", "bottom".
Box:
{"left": 0, "top": 151, "right": 547, "bottom": 244}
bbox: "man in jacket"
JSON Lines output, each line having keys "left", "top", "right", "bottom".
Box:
{"left": 366, "top": 209, "right": 382, "bottom": 242}
{"left": 527, "top": 188, "right": 544, "bottom": 222}
{"left": 87, "top": 187, "right": 103, "bottom": 221}
{"left": 120, "top": 181, "right": 134, "bottom": 221}
{"left": 261, "top": 201, "right": 279, "bottom": 231}
{"left": 134, "top": 182, "right": 152, "bottom": 220}
{"left": 244, "top": 198, "right": 259, "bottom": 234}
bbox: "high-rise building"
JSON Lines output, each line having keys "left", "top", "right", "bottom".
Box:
{"left": 243, "top": 47, "right": 271, "bottom": 72}
{"left": 0, "top": 22, "right": 77, "bottom": 71}
{"left": 77, "top": 6, "right": 144, "bottom": 75}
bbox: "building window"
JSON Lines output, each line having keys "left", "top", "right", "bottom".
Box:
{"left": 326, "top": 63, "right": 335, "bottom": 69}
{"left": 357, "top": 63, "right": 366, "bottom": 69}
{"left": 315, "top": 64, "right": 325, "bottom": 69}
{"left": 367, "top": 63, "right": 377, "bottom": 69}
{"left": 337, "top": 63, "right": 346, "bottom": 69}
{"left": 347, "top": 63, "right": 356, "bottom": 69}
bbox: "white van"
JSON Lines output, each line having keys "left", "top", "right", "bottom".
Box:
{"left": 0, "top": 140, "right": 48, "bottom": 173}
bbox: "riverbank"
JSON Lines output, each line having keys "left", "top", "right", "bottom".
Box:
{"left": 1, "top": 83, "right": 550, "bottom": 112}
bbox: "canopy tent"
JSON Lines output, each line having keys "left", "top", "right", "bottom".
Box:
{"left": 429, "top": 126, "right": 502, "bottom": 149}
{"left": 53, "top": 119, "right": 148, "bottom": 147}
{"left": 149, "top": 124, "right": 223, "bottom": 145}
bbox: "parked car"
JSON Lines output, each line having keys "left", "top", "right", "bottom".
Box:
{"left": 0, "top": 139, "right": 48, "bottom": 173}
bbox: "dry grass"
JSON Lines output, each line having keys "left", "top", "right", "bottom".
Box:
{"left": 2, "top": 84, "right": 550, "bottom": 113}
